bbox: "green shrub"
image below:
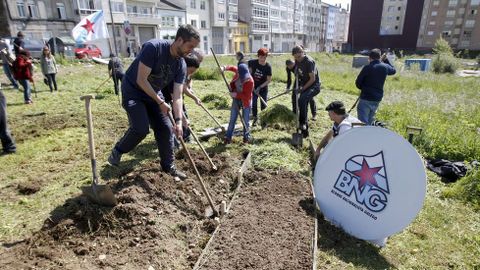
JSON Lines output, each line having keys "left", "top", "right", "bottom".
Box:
{"left": 432, "top": 53, "right": 459, "bottom": 74}
{"left": 433, "top": 37, "right": 454, "bottom": 55}
{"left": 443, "top": 168, "right": 480, "bottom": 210}
{"left": 191, "top": 67, "right": 221, "bottom": 80}
{"left": 200, "top": 93, "right": 229, "bottom": 109}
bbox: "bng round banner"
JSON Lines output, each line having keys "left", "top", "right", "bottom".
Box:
{"left": 313, "top": 127, "right": 426, "bottom": 241}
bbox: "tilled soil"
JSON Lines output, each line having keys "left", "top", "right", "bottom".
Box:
{"left": 0, "top": 151, "right": 241, "bottom": 270}
{"left": 196, "top": 169, "right": 315, "bottom": 270}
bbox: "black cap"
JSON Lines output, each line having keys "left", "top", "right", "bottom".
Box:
{"left": 325, "top": 101, "right": 345, "bottom": 111}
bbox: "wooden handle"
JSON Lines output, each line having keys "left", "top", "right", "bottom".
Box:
{"left": 188, "top": 125, "right": 217, "bottom": 171}
{"left": 168, "top": 112, "right": 218, "bottom": 216}
{"left": 80, "top": 94, "right": 95, "bottom": 101}
{"left": 82, "top": 95, "right": 98, "bottom": 184}
{"left": 199, "top": 103, "right": 224, "bottom": 131}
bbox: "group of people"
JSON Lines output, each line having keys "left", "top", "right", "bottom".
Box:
{"left": 1, "top": 24, "right": 396, "bottom": 181}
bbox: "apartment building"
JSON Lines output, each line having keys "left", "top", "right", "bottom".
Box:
{"left": 238, "top": 0, "right": 270, "bottom": 53}
{"left": 348, "top": 0, "right": 425, "bottom": 51}
{"left": 210, "top": 0, "right": 229, "bottom": 54}
{"left": 1, "top": 0, "right": 79, "bottom": 40}
{"left": 187, "top": 0, "right": 210, "bottom": 54}
{"left": 417, "top": 0, "right": 480, "bottom": 50}
{"left": 231, "top": 20, "right": 249, "bottom": 53}
{"left": 269, "top": 0, "right": 296, "bottom": 53}
{"left": 303, "top": 0, "right": 322, "bottom": 52}
{"left": 335, "top": 6, "right": 349, "bottom": 52}
{"left": 319, "top": 2, "right": 328, "bottom": 51}
{"left": 324, "top": 3, "right": 338, "bottom": 52}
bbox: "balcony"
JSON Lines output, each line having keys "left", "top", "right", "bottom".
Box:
{"left": 127, "top": 12, "right": 162, "bottom": 25}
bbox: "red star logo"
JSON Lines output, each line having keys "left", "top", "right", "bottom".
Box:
{"left": 352, "top": 159, "right": 382, "bottom": 190}
{"left": 82, "top": 19, "right": 95, "bottom": 34}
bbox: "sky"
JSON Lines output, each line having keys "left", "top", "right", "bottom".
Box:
{"left": 322, "top": 0, "right": 352, "bottom": 10}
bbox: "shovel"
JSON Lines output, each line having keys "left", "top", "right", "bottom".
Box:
{"left": 80, "top": 95, "right": 117, "bottom": 207}
{"left": 168, "top": 112, "right": 219, "bottom": 217}
{"left": 291, "top": 69, "right": 303, "bottom": 148}
{"left": 184, "top": 115, "right": 218, "bottom": 171}
{"left": 198, "top": 102, "right": 225, "bottom": 133}
{"left": 253, "top": 87, "right": 268, "bottom": 108}
{"left": 267, "top": 88, "right": 292, "bottom": 102}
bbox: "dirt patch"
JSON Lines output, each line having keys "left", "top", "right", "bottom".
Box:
{"left": 17, "top": 181, "right": 42, "bottom": 195}
{"left": 197, "top": 169, "right": 315, "bottom": 270}
{"left": 0, "top": 151, "right": 240, "bottom": 270}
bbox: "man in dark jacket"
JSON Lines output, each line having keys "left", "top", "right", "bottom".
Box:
{"left": 13, "top": 31, "right": 25, "bottom": 56}
{"left": 108, "top": 53, "right": 124, "bottom": 95}
{"left": 355, "top": 48, "right": 396, "bottom": 125}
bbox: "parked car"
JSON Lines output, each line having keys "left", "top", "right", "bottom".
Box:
{"left": 75, "top": 44, "right": 102, "bottom": 59}
{"left": 5, "top": 37, "right": 45, "bottom": 58}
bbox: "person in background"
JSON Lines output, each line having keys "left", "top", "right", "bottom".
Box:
{"left": 221, "top": 52, "right": 254, "bottom": 144}
{"left": 0, "top": 88, "right": 16, "bottom": 155}
{"left": 13, "top": 31, "right": 25, "bottom": 56}
{"left": 285, "top": 59, "right": 317, "bottom": 120}
{"left": 0, "top": 38, "right": 19, "bottom": 89}
{"left": 108, "top": 53, "right": 124, "bottom": 95}
{"left": 13, "top": 50, "right": 33, "bottom": 104}
{"left": 248, "top": 48, "right": 272, "bottom": 126}
{"left": 40, "top": 46, "right": 58, "bottom": 92}
{"left": 355, "top": 48, "right": 396, "bottom": 125}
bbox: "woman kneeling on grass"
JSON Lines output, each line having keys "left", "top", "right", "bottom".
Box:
{"left": 220, "top": 52, "right": 254, "bottom": 144}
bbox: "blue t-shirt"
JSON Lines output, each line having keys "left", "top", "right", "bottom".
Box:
{"left": 123, "top": 39, "right": 186, "bottom": 99}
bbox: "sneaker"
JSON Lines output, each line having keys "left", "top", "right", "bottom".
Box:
{"left": 24, "top": 100, "right": 33, "bottom": 104}
{"left": 243, "top": 137, "right": 251, "bottom": 144}
{"left": 166, "top": 166, "right": 187, "bottom": 181}
{"left": 1, "top": 150, "right": 16, "bottom": 156}
{"left": 311, "top": 115, "right": 317, "bottom": 121}
{"left": 223, "top": 138, "right": 232, "bottom": 144}
{"left": 108, "top": 148, "right": 122, "bottom": 166}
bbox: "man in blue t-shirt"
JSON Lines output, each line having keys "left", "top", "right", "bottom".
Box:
{"left": 108, "top": 25, "right": 200, "bottom": 180}
{"left": 355, "top": 48, "right": 396, "bottom": 125}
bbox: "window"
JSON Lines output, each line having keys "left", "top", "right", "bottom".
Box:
{"left": 190, "top": 19, "right": 197, "bottom": 27}
{"left": 178, "top": 17, "right": 183, "bottom": 25}
{"left": 446, "top": 10, "right": 456, "bottom": 17}
{"left": 252, "top": 6, "right": 268, "bottom": 18}
{"left": 472, "top": 0, "right": 480, "bottom": 5}
{"left": 427, "top": 31, "right": 434, "bottom": 35}
{"left": 17, "top": 1, "right": 26, "bottom": 17}
{"left": 127, "top": 5, "right": 137, "bottom": 13}
{"left": 431, "top": 11, "right": 438, "bottom": 16}
{"left": 433, "top": 0, "right": 440, "bottom": 5}
{"left": 448, "top": 0, "right": 458, "bottom": 7}
{"left": 471, "top": 9, "right": 478, "bottom": 15}
{"left": 203, "top": 36, "right": 208, "bottom": 54}
{"left": 465, "top": 19, "right": 475, "bottom": 27}
{"left": 252, "top": 19, "right": 268, "bottom": 30}
{"left": 253, "top": 0, "right": 268, "bottom": 4}
{"left": 112, "top": 1, "right": 124, "bottom": 12}
{"left": 388, "top": 5, "right": 395, "bottom": 12}
{"left": 201, "top": 20, "right": 206, "bottom": 28}
{"left": 79, "top": 0, "right": 98, "bottom": 10}
{"left": 190, "top": 0, "right": 196, "bottom": 9}
{"left": 463, "top": 30, "right": 472, "bottom": 38}
{"left": 396, "top": 16, "right": 400, "bottom": 20}
{"left": 200, "top": 1, "right": 206, "bottom": 10}
{"left": 445, "top": 21, "right": 454, "bottom": 26}
{"left": 459, "top": 8, "right": 465, "bottom": 14}
{"left": 218, "top": 12, "right": 225, "bottom": 20}
{"left": 162, "top": 16, "right": 175, "bottom": 27}
{"left": 397, "top": 6, "right": 401, "bottom": 11}
{"left": 27, "top": 1, "right": 38, "bottom": 18}
{"left": 140, "top": 7, "right": 151, "bottom": 15}
{"left": 429, "top": 21, "right": 436, "bottom": 25}
{"left": 56, "top": 3, "right": 66, "bottom": 19}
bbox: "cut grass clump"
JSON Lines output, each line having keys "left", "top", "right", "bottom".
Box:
{"left": 250, "top": 142, "right": 303, "bottom": 172}
{"left": 443, "top": 168, "right": 480, "bottom": 210}
{"left": 259, "top": 104, "right": 295, "bottom": 127}
{"left": 201, "top": 93, "right": 229, "bottom": 109}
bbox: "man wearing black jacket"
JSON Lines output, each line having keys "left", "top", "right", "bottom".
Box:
{"left": 355, "top": 48, "right": 396, "bottom": 125}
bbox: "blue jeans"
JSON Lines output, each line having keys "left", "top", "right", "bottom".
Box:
{"left": 18, "top": 79, "right": 31, "bottom": 102}
{"left": 298, "top": 86, "right": 320, "bottom": 128}
{"left": 357, "top": 99, "right": 380, "bottom": 125}
{"left": 2, "top": 64, "right": 18, "bottom": 88}
{"left": 226, "top": 99, "right": 250, "bottom": 140}
{"left": 0, "top": 90, "right": 16, "bottom": 153}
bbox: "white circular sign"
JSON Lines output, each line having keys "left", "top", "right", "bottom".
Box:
{"left": 314, "top": 127, "right": 426, "bottom": 241}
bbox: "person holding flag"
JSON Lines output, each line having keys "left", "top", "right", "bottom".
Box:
{"left": 107, "top": 25, "right": 200, "bottom": 181}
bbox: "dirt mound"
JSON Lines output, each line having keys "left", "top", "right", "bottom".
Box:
{"left": 17, "top": 181, "right": 41, "bottom": 195}
{"left": 197, "top": 169, "right": 315, "bottom": 270}
{"left": 0, "top": 151, "right": 240, "bottom": 270}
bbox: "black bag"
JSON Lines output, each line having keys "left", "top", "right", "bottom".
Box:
{"left": 426, "top": 159, "right": 468, "bottom": 183}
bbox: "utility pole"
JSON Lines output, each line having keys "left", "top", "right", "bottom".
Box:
{"left": 108, "top": 0, "right": 119, "bottom": 56}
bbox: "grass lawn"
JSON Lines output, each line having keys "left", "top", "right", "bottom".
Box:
{"left": 0, "top": 53, "right": 479, "bottom": 269}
